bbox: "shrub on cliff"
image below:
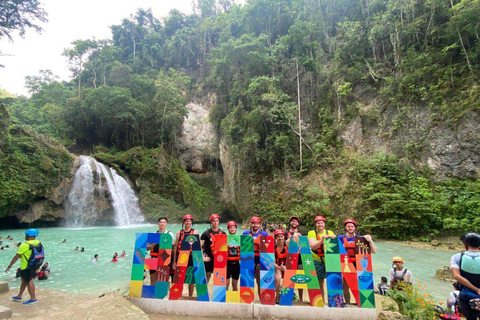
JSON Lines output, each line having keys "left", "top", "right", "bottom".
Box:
{"left": 0, "top": 107, "right": 73, "bottom": 217}
{"left": 95, "top": 147, "right": 221, "bottom": 221}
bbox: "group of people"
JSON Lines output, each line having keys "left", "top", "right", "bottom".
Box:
{"left": 90, "top": 251, "right": 126, "bottom": 263}
{"left": 147, "top": 214, "right": 377, "bottom": 305}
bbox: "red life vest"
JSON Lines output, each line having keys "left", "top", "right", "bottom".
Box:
{"left": 275, "top": 246, "right": 288, "bottom": 266}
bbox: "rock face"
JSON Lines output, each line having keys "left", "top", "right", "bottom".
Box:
{"left": 179, "top": 100, "right": 218, "bottom": 173}
{"left": 341, "top": 94, "right": 480, "bottom": 179}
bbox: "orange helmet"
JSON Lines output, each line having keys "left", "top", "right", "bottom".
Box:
{"left": 314, "top": 216, "right": 326, "bottom": 223}
{"left": 392, "top": 256, "right": 404, "bottom": 263}
{"left": 210, "top": 214, "right": 220, "bottom": 221}
{"left": 227, "top": 221, "right": 237, "bottom": 228}
{"left": 250, "top": 216, "right": 261, "bottom": 224}
{"left": 274, "top": 229, "right": 286, "bottom": 237}
{"left": 344, "top": 219, "right": 357, "bottom": 227}
{"left": 183, "top": 214, "right": 193, "bottom": 222}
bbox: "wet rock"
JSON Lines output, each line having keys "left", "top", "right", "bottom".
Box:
{"left": 436, "top": 265, "right": 454, "bottom": 281}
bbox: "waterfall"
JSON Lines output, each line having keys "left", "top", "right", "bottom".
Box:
{"left": 65, "top": 156, "right": 144, "bottom": 227}
{"left": 64, "top": 156, "right": 98, "bottom": 227}
{"left": 97, "top": 163, "right": 144, "bottom": 226}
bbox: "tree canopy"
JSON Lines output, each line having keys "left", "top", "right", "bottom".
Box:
{"left": 0, "top": 0, "right": 47, "bottom": 40}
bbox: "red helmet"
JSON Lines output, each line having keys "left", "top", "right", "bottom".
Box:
{"left": 274, "top": 229, "right": 286, "bottom": 237}
{"left": 314, "top": 216, "right": 326, "bottom": 223}
{"left": 227, "top": 221, "right": 237, "bottom": 228}
{"left": 183, "top": 214, "right": 194, "bottom": 222}
{"left": 344, "top": 219, "right": 357, "bottom": 227}
{"left": 210, "top": 214, "right": 220, "bottom": 221}
{"left": 250, "top": 216, "right": 261, "bottom": 224}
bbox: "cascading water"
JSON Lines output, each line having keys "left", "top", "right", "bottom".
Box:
{"left": 97, "top": 162, "right": 144, "bottom": 226}
{"left": 64, "top": 156, "right": 98, "bottom": 227}
{"left": 65, "top": 156, "right": 144, "bottom": 227}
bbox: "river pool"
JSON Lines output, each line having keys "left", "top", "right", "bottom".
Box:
{"left": 0, "top": 224, "right": 454, "bottom": 302}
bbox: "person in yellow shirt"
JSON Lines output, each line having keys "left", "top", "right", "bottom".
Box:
{"left": 308, "top": 216, "right": 335, "bottom": 302}
{"left": 5, "top": 229, "right": 43, "bottom": 305}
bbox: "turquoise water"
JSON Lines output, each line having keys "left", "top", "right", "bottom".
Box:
{"left": 0, "top": 225, "right": 454, "bottom": 302}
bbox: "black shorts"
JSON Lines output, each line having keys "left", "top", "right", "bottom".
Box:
{"left": 20, "top": 268, "right": 37, "bottom": 283}
{"left": 205, "top": 259, "right": 214, "bottom": 273}
{"left": 227, "top": 261, "right": 240, "bottom": 280}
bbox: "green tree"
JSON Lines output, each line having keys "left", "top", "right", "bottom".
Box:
{"left": 0, "top": 0, "right": 47, "bottom": 40}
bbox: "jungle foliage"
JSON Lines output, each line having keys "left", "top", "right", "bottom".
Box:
{"left": 2, "top": 0, "right": 479, "bottom": 236}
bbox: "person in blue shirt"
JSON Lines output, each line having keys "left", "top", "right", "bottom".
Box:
{"left": 243, "top": 216, "right": 268, "bottom": 294}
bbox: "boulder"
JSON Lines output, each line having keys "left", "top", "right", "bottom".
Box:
{"left": 0, "top": 282, "right": 8, "bottom": 294}
{"left": 436, "top": 265, "right": 454, "bottom": 281}
{"left": 381, "top": 295, "right": 399, "bottom": 312}
{"left": 0, "top": 305, "right": 12, "bottom": 319}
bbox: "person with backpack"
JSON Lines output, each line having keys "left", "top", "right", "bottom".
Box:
{"left": 5, "top": 228, "right": 44, "bottom": 305}
{"left": 451, "top": 232, "right": 480, "bottom": 320}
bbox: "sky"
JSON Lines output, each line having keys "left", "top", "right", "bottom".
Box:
{"left": 0, "top": 0, "right": 196, "bottom": 96}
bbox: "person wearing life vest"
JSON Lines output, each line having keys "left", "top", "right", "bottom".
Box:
{"left": 172, "top": 214, "right": 199, "bottom": 298}
{"left": 5, "top": 229, "right": 42, "bottom": 305}
{"left": 285, "top": 215, "right": 304, "bottom": 302}
{"left": 201, "top": 213, "right": 226, "bottom": 283}
{"left": 148, "top": 216, "right": 176, "bottom": 285}
{"left": 451, "top": 232, "right": 480, "bottom": 320}
{"left": 38, "top": 262, "right": 50, "bottom": 281}
{"left": 389, "top": 256, "right": 414, "bottom": 290}
{"left": 274, "top": 229, "right": 288, "bottom": 304}
{"left": 308, "top": 215, "right": 335, "bottom": 302}
{"left": 243, "top": 216, "right": 268, "bottom": 294}
{"left": 337, "top": 218, "right": 376, "bottom": 304}
{"left": 226, "top": 221, "right": 240, "bottom": 291}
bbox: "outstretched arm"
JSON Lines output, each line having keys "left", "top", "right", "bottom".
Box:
{"left": 5, "top": 253, "right": 21, "bottom": 273}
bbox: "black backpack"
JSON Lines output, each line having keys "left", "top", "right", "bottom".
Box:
{"left": 27, "top": 242, "right": 45, "bottom": 269}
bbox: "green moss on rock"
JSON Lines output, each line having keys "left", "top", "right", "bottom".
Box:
{"left": 0, "top": 107, "right": 73, "bottom": 218}
{"left": 95, "top": 147, "right": 221, "bottom": 222}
